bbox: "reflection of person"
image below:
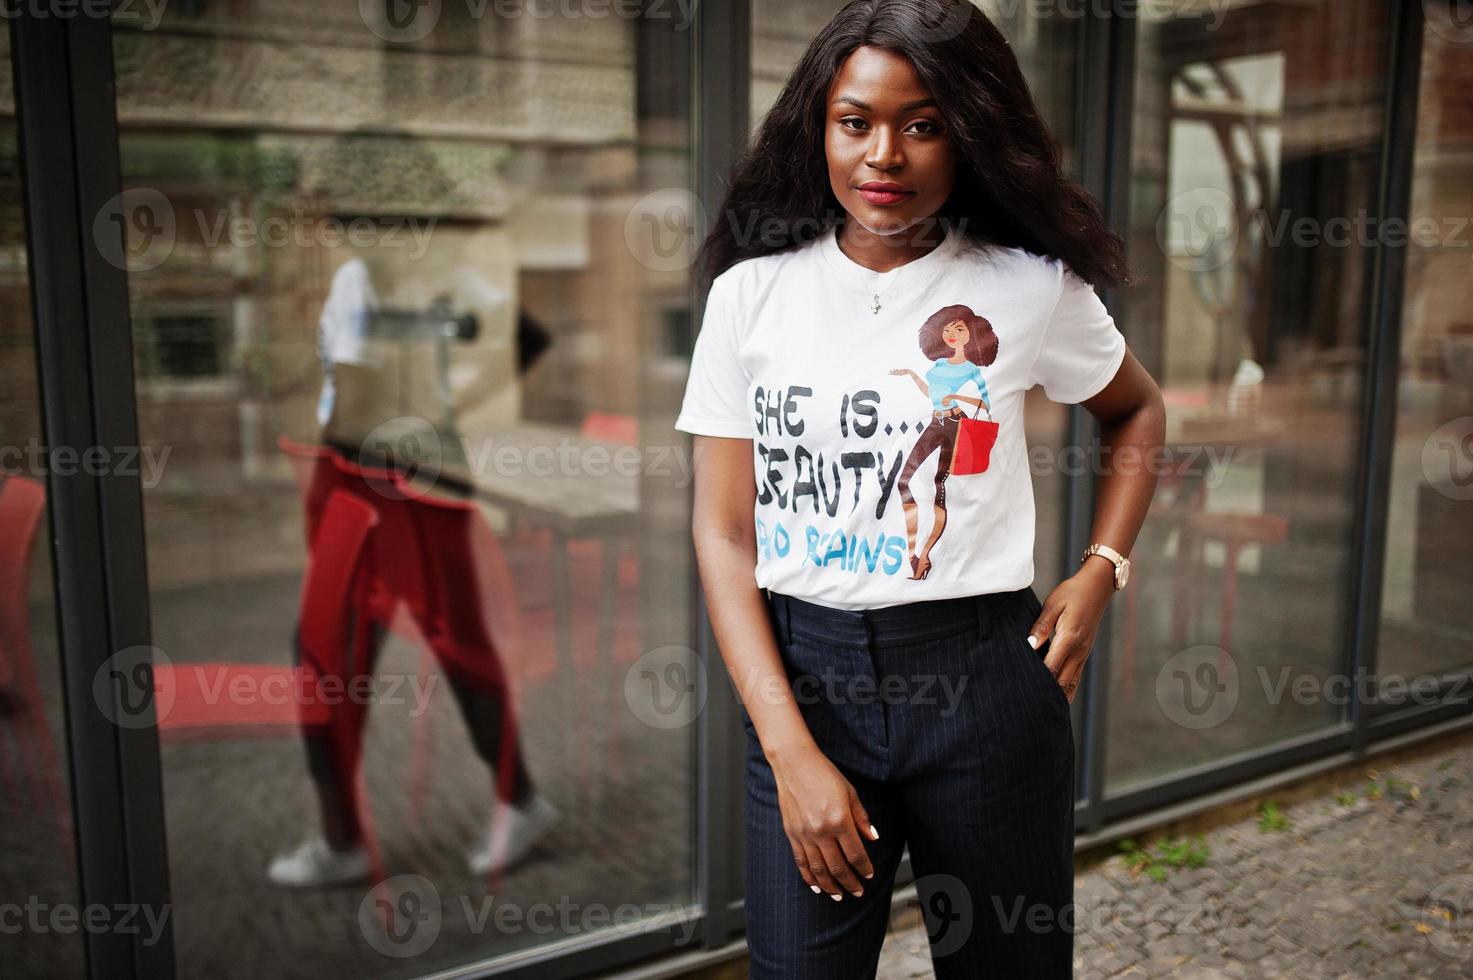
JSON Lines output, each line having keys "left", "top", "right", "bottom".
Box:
{"left": 314, "top": 256, "right": 380, "bottom": 434}
{"left": 673, "top": 2, "right": 1165, "bottom": 975}
{"left": 890, "top": 305, "right": 998, "bottom": 580}
{"left": 268, "top": 132, "right": 559, "bottom": 888}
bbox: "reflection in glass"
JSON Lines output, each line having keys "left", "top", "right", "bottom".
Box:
{"left": 112, "top": 3, "right": 696, "bottom": 975}
{"left": 0, "top": 31, "right": 85, "bottom": 979}
{"left": 1106, "top": 0, "right": 1388, "bottom": 792}
{"left": 1375, "top": 20, "right": 1473, "bottom": 696}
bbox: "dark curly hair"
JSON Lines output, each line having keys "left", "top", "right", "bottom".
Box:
{"left": 694, "top": 0, "right": 1129, "bottom": 295}
{"left": 919, "top": 304, "right": 997, "bottom": 365}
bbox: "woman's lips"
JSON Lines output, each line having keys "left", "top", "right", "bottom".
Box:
{"left": 856, "top": 187, "right": 914, "bottom": 206}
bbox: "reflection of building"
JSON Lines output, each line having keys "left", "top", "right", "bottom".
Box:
{"left": 2, "top": 2, "right": 1471, "bottom": 979}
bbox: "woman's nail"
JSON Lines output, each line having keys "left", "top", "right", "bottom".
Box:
{"left": 850, "top": 889, "right": 864, "bottom": 897}
{"left": 1026, "top": 635, "right": 1039, "bottom": 650}
{"left": 869, "top": 824, "right": 880, "bottom": 840}
{"left": 810, "top": 885, "right": 821, "bottom": 894}
{"left": 830, "top": 893, "right": 843, "bottom": 902}
{"left": 863, "top": 871, "right": 874, "bottom": 879}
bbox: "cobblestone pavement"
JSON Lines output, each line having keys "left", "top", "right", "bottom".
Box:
{"left": 877, "top": 734, "right": 1473, "bottom": 979}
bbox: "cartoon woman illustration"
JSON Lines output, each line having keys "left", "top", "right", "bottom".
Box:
{"left": 888, "top": 304, "right": 999, "bottom": 580}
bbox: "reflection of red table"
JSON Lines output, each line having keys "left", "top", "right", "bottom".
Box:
{"left": 439, "top": 423, "right": 640, "bottom": 806}
{"left": 442, "top": 423, "right": 638, "bottom": 684}
{"left": 1122, "top": 413, "right": 1288, "bottom": 695}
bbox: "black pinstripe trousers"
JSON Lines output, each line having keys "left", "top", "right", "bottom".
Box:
{"left": 741, "top": 587, "right": 1076, "bottom": 979}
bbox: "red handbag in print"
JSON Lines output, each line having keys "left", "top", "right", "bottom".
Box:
{"left": 950, "top": 402, "right": 999, "bottom": 475}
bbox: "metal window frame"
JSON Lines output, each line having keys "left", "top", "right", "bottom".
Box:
{"left": 691, "top": 0, "right": 753, "bottom": 952}
{"left": 1067, "top": 0, "right": 1136, "bottom": 837}
{"left": 10, "top": 10, "right": 175, "bottom": 980}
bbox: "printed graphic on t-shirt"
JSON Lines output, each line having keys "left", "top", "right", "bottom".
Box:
{"left": 753, "top": 302, "right": 1000, "bottom": 586}
{"left": 890, "top": 304, "right": 999, "bottom": 582}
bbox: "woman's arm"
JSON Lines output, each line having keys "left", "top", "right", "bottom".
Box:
{"left": 690, "top": 434, "right": 879, "bottom": 899}
{"left": 1025, "top": 348, "right": 1166, "bottom": 701}
{"left": 888, "top": 366, "right": 929, "bottom": 398}
{"left": 939, "top": 393, "right": 985, "bottom": 410}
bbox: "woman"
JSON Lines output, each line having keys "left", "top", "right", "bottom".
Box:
{"left": 890, "top": 305, "right": 999, "bottom": 581}
{"left": 674, "top": 1, "right": 1165, "bottom": 976}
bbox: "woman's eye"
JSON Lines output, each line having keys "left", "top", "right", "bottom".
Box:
{"left": 836, "top": 117, "right": 940, "bottom": 135}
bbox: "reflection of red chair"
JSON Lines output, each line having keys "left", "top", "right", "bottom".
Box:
{"left": 280, "top": 436, "right": 428, "bottom": 646}
{"left": 329, "top": 455, "right": 434, "bottom": 637}
{"left": 324, "top": 454, "right": 529, "bottom": 824}
{"left": 579, "top": 410, "right": 638, "bottom": 446}
{"left": 1121, "top": 462, "right": 1205, "bottom": 699}
{"left": 153, "top": 490, "right": 391, "bottom": 882}
{"left": 1186, "top": 511, "right": 1290, "bottom": 662}
{"left": 0, "top": 475, "right": 68, "bottom": 830}
{"left": 400, "top": 487, "right": 526, "bottom": 813}
{"left": 277, "top": 435, "right": 346, "bottom": 547}
{"left": 151, "top": 490, "right": 379, "bottom": 740}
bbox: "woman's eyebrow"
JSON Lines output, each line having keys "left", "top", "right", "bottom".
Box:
{"left": 832, "top": 96, "right": 939, "bottom": 112}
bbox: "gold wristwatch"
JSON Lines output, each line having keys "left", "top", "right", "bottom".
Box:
{"left": 1081, "top": 543, "right": 1131, "bottom": 590}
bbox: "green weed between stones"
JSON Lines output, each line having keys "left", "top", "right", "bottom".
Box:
{"left": 1117, "top": 835, "right": 1210, "bottom": 883}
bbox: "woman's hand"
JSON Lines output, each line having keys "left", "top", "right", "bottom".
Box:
{"left": 767, "top": 741, "right": 879, "bottom": 900}
{"left": 1025, "top": 558, "right": 1117, "bottom": 703}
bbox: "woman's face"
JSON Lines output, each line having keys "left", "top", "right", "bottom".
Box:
{"left": 825, "top": 45, "right": 958, "bottom": 238}
{"left": 941, "top": 318, "right": 969, "bottom": 350}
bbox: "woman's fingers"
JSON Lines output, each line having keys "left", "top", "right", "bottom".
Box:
{"left": 816, "top": 835, "right": 866, "bottom": 898}
{"left": 803, "top": 839, "right": 843, "bottom": 899}
{"left": 849, "top": 793, "right": 880, "bottom": 843}
{"left": 788, "top": 836, "right": 821, "bottom": 894}
{"left": 1026, "top": 595, "right": 1060, "bottom": 652}
{"left": 846, "top": 791, "right": 878, "bottom": 880}
{"left": 837, "top": 824, "right": 876, "bottom": 885}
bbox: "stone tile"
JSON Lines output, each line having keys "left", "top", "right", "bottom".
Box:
{"left": 878, "top": 736, "right": 1473, "bottom": 980}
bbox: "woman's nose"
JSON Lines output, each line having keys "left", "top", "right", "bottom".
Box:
{"left": 865, "top": 127, "right": 904, "bottom": 171}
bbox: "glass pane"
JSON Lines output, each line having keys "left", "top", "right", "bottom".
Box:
{"left": 111, "top": 4, "right": 697, "bottom": 975}
{"left": 1375, "top": 15, "right": 1473, "bottom": 700}
{"left": 1106, "top": 0, "right": 1387, "bottom": 793}
{"left": 0, "top": 31, "right": 86, "bottom": 979}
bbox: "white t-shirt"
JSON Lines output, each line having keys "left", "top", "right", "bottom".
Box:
{"left": 316, "top": 257, "right": 382, "bottom": 427}
{"left": 674, "top": 222, "right": 1126, "bottom": 610}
